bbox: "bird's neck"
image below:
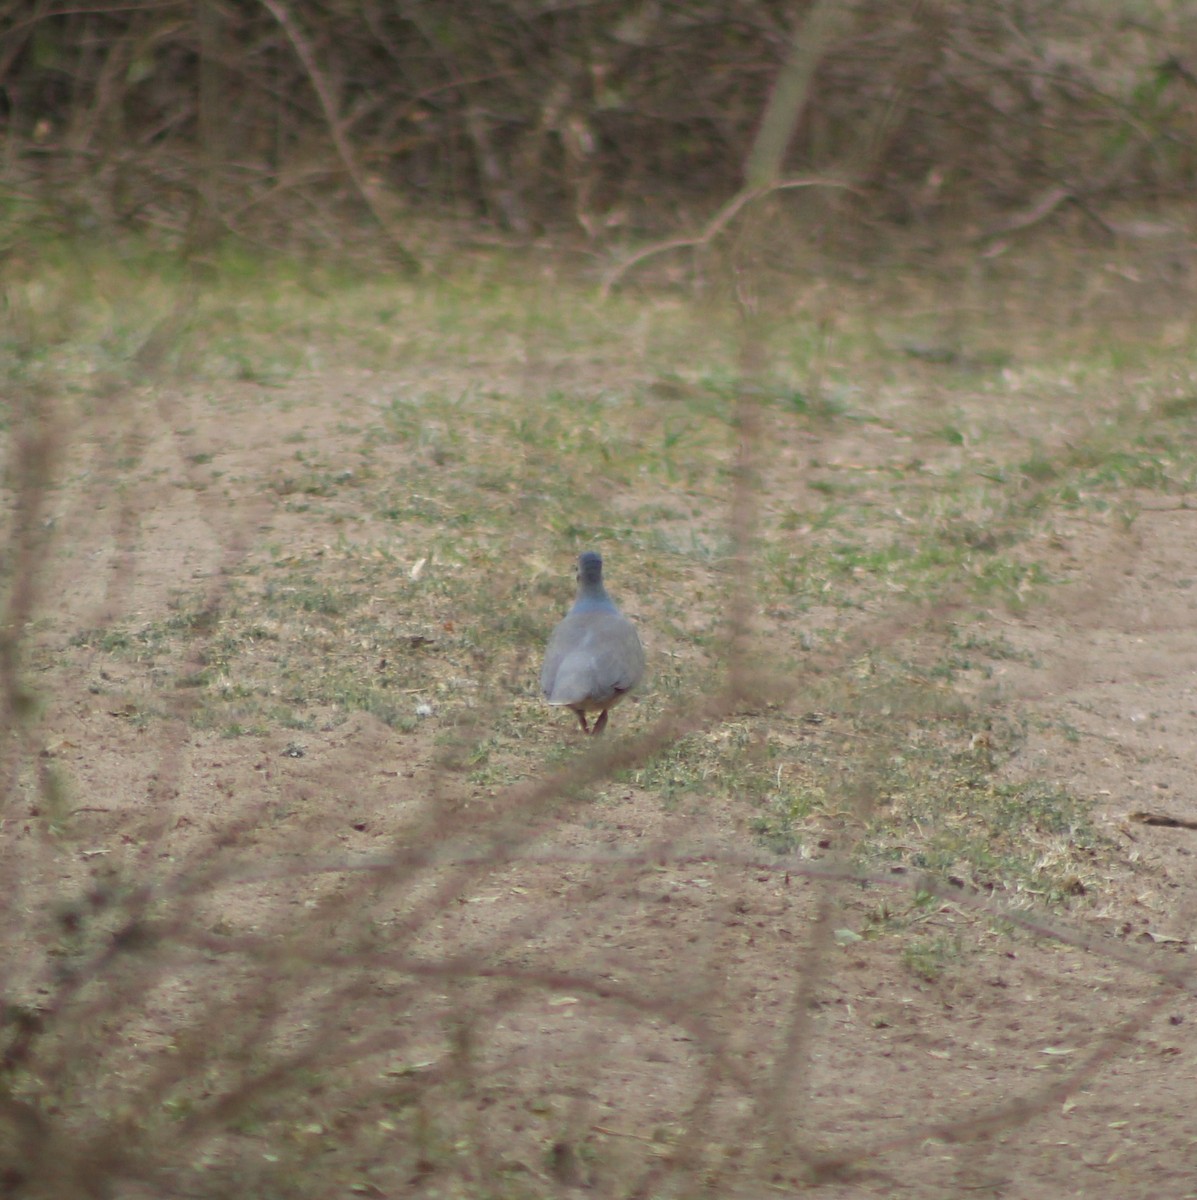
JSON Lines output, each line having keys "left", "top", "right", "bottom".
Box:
{"left": 571, "top": 586, "right": 615, "bottom": 614}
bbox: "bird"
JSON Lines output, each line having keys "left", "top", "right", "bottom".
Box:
{"left": 541, "top": 551, "right": 645, "bottom": 735}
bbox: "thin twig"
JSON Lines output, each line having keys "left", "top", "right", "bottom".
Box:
{"left": 599, "top": 178, "right": 856, "bottom": 297}
{"left": 258, "top": 0, "right": 420, "bottom": 273}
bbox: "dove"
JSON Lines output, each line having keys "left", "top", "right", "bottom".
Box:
{"left": 541, "top": 551, "right": 645, "bottom": 734}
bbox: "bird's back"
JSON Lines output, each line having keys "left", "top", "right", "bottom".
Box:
{"left": 542, "top": 609, "right": 644, "bottom": 707}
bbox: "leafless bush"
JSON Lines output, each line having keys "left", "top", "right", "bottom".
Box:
{"left": 2, "top": 0, "right": 1195, "bottom": 250}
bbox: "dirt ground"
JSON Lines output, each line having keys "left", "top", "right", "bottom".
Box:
{"left": 9, "top": 359, "right": 1197, "bottom": 1200}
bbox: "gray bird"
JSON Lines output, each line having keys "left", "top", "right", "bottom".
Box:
{"left": 541, "top": 551, "right": 645, "bottom": 734}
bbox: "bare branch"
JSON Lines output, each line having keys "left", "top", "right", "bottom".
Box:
{"left": 257, "top": 0, "right": 421, "bottom": 272}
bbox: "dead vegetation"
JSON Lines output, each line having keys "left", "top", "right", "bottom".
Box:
{"left": 3, "top": 1, "right": 1196, "bottom": 253}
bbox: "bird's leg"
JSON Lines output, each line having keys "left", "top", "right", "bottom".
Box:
{"left": 592, "top": 709, "right": 609, "bottom": 736}
{"left": 574, "top": 709, "right": 590, "bottom": 734}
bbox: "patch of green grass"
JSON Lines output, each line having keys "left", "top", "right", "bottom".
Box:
{"left": 949, "top": 628, "right": 1038, "bottom": 665}
{"left": 631, "top": 734, "right": 715, "bottom": 805}
{"left": 741, "top": 653, "right": 1104, "bottom": 901}
{"left": 902, "top": 933, "right": 964, "bottom": 982}
{"left": 750, "top": 785, "right": 826, "bottom": 854}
